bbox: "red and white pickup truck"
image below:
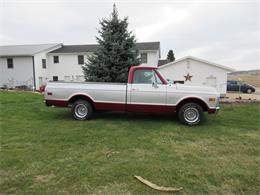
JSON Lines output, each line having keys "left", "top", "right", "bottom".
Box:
{"left": 44, "top": 66, "right": 220, "bottom": 125}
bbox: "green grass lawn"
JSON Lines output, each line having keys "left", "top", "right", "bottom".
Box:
{"left": 0, "top": 91, "right": 259, "bottom": 194}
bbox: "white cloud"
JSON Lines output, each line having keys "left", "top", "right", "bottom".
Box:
{"left": 2, "top": 1, "right": 82, "bottom": 32}
{"left": 0, "top": 0, "right": 259, "bottom": 70}
{"left": 0, "top": 34, "right": 14, "bottom": 45}
{"left": 135, "top": 7, "right": 190, "bottom": 40}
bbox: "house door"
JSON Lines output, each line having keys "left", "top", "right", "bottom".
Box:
{"left": 39, "top": 77, "right": 43, "bottom": 86}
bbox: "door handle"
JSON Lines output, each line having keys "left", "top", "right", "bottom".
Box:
{"left": 132, "top": 88, "right": 139, "bottom": 91}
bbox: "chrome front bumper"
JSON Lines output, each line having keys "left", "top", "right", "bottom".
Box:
{"left": 208, "top": 106, "right": 220, "bottom": 114}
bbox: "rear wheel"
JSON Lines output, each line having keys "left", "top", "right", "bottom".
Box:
{"left": 72, "top": 100, "right": 93, "bottom": 120}
{"left": 178, "top": 103, "right": 204, "bottom": 126}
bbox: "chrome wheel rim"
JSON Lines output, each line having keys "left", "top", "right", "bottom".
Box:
{"left": 184, "top": 108, "right": 199, "bottom": 123}
{"left": 75, "top": 104, "right": 88, "bottom": 118}
{"left": 247, "top": 89, "right": 252, "bottom": 93}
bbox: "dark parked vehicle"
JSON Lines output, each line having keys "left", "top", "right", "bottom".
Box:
{"left": 227, "top": 80, "right": 255, "bottom": 94}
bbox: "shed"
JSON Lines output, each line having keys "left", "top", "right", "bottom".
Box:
{"left": 158, "top": 56, "right": 235, "bottom": 95}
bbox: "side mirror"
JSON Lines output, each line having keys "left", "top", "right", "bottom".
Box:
{"left": 152, "top": 81, "right": 158, "bottom": 88}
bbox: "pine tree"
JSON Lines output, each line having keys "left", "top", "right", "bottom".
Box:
{"left": 167, "top": 50, "right": 175, "bottom": 62}
{"left": 82, "top": 4, "right": 140, "bottom": 82}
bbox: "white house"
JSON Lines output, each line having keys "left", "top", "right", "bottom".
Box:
{"left": 0, "top": 43, "right": 62, "bottom": 90}
{"left": 47, "top": 42, "right": 160, "bottom": 83}
{"left": 158, "top": 56, "right": 235, "bottom": 95}
{"left": 0, "top": 42, "right": 160, "bottom": 90}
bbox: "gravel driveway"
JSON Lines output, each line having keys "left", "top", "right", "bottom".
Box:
{"left": 226, "top": 88, "right": 260, "bottom": 101}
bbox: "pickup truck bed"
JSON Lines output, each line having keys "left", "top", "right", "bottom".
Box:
{"left": 46, "top": 81, "right": 128, "bottom": 110}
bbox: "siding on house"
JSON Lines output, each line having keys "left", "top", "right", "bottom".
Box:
{"left": 33, "top": 45, "right": 63, "bottom": 89}
{"left": 139, "top": 50, "right": 160, "bottom": 67}
{"left": 0, "top": 57, "right": 34, "bottom": 89}
{"left": 47, "top": 53, "right": 91, "bottom": 83}
{"left": 45, "top": 42, "right": 161, "bottom": 84}
{"left": 0, "top": 43, "right": 63, "bottom": 90}
{"left": 159, "top": 57, "right": 234, "bottom": 94}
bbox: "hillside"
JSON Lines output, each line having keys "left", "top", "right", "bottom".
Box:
{"left": 228, "top": 70, "right": 260, "bottom": 87}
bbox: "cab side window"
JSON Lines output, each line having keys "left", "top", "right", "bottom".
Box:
{"left": 133, "top": 70, "right": 156, "bottom": 84}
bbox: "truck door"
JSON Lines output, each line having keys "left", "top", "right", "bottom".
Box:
{"left": 128, "top": 69, "right": 167, "bottom": 112}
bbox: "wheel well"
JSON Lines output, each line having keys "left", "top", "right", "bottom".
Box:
{"left": 68, "top": 95, "right": 95, "bottom": 109}
{"left": 177, "top": 98, "right": 209, "bottom": 112}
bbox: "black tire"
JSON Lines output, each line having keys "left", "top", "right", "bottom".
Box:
{"left": 71, "top": 100, "right": 93, "bottom": 120}
{"left": 247, "top": 88, "right": 252, "bottom": 94}
{"left": 178, "top": 103, "right": 204, "bottom": 126}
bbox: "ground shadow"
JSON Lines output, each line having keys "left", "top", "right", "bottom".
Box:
{"left": 47, "top": 108, "right": 179, "bottom": 123}
{"left": 96, "top": 111, "right": 179, "bottom": 122}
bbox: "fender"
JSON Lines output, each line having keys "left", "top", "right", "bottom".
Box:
{"left": 68, "top": 92, "right": 95, "bottom": 103}
{"left": 175, "top": 95, "right": 209, "bottom": 106}
{"left": 175, "top": 96, "right": 210, "bottom": 111}
{"left": 67, "top": 93, "right": 96, "bottom": 110}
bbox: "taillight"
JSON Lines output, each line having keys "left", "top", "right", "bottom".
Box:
{"left": 47, "top": 92, "right": 53, "bottom": 96}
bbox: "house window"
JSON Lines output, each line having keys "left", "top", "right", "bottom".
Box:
{"left": 53, "top": 56, "right": 59, "bottom": 63}
{"left": 53, "top": 76, "right": 58, "bottom": 81}
{"left": 140, "top": 53, "right": 147, "bottom": 64}
{"left": 42, "top": 59, "right": 46, "bottom": 69}
{"left": 7, "top": 58, "right": 13, "bottom": 68}
{"left": 78, "top": 55, "right": 84, "bottom": 65}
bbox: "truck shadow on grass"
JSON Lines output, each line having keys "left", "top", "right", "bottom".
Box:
{"left": 47, "top": 108, "right": 179, "bottom": 122}
{"left": 95, "top": 111, "right": 213, "bottom": 126}
{"left": 96, "top": 111, "right": 179, "bottom": 122}
{"left": 48, "top": 109, "right": 213, "bottom": 125}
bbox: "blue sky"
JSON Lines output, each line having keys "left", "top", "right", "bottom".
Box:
{"left": 0, "top": 0, "right": 259, "bottom": 70}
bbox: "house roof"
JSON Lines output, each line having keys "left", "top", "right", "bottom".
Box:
{"left": 0, "top": 43, "right": 62, "bottom": 57}
{"left": 136, "top": 42, "right": 160, "bottom": 51}
{"left": 158, "top": 56, "right": 235, "bottom": 72}
{"left": 49, "top": 44, "right": 99, "bottom": 53}
{"left": 158, "top": 59, "right": 169, "bottom": 66}
{"left": 49, "top": 42, "right": 160, "bottom": 53}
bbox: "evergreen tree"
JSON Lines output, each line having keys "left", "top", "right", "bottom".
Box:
{"left": 167, "top": 50, "right": 175, "bottom": 62}
{"left": 82, "top": 4, "right": 140, "bottom": 82}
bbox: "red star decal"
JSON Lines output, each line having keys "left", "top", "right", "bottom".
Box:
{"left": 184, "top": 73, "right": 193, "bottom": 81}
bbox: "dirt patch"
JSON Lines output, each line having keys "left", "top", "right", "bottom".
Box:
{"left": 224, "top": 92, "right": 260, "bottom": 102}
{"left": 35, "top": 173, "right": 55, "bottom": 183}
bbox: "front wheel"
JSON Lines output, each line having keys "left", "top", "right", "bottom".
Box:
{"left": 72, "top": 100, "right": 93, "bottom": 120}
{"left": 178, "top": 103, "right": 204, "bottom": 126}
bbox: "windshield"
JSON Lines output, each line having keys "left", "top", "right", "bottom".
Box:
{"left": 156, "top": 70, "right": 168, "bottom": 84}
